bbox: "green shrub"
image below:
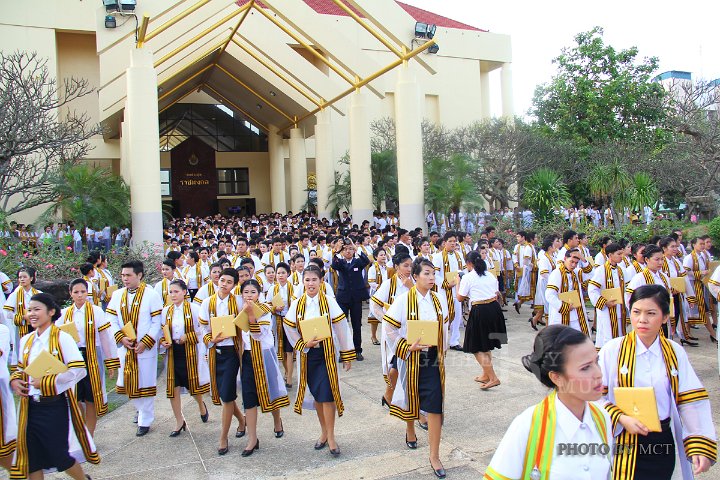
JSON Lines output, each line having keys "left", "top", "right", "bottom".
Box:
{"left": 708, "top": 217, "right": 720, "bottom": 246}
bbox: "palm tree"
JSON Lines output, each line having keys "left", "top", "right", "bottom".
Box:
{"left": 326, "top": 170, "right": 351, "bottom": 219}
{"left": 370, "top": 150, "right": 398, "bottom": 211}
{"left": 587, "top": 160, "right": 631, "bottom": 229}
{"left": 523, "top": 168, "right": 571, "bottom": 221}
{"left": 424, "top": 156, "right": 451, "bottom": 228}
{"left": 41, "top": 164, "right": 130, "bottom": 232}
{"left": 627, "top": 172, "right": 659, "bottom": 212}
{"left": 424, "top": 154, "right": 481, "bottom": 229}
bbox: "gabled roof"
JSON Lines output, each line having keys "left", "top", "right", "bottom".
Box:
{"left": 239, "top": 0, "right": 484, "bottom": 32}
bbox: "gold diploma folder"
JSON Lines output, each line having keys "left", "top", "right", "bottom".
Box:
{"left": 300, "top": 315, "right": 332, "bottom": 343}
{"left": 406, "top": 320, "right": 439, "bottom": 347}
{"left": 271, "top": 293, "right": 285, "bottom": 309}
{"left": 99, "top": 277, "right": 108, "bottom": 292}
{"left": 162, "top": 324, "right": 172, "bottom": 345}
{"left": 702, "top": 261, "right": 720, "bottom": 284}
{"left": 234, "top": 302, "right": 267, "bottom": 332}
{"left": 25, "top": 350, "right": 69, "bottom": 378}
{"left": 58, "top": 322, "right": 80, "bottom": 343}
{"left": 558, "top": 289, "right": 583, "bottom": 309}
{"left": 445, "top": 271, "right": 459, "bottom": 284}
{"left": 669, "top": 277, "right": 686, "bottom": 293}
{"left": 211, "top": 315, "right": 237, "bottom": 338}
{"left": 601, "top": 287, "right": 623, "bottom": 304}
{"left": 614, "top": 386, "right": 661, "bottom": 432}
{"left": 120, "top": 321, "right": 137, "bottom": 341}
{"left": 105, "top": 285, "right": 118, "bottom": 298}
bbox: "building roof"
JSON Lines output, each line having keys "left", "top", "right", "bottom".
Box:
{"left": 238, "top": 0, "right": 484, "bottom": 32}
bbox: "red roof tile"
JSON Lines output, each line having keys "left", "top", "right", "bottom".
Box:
{"left": 237, "top": 0, "right": 484, "bottom": 31}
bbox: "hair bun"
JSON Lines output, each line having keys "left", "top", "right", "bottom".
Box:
{"left": 521, "top": 354, "right": 538, "bottom": 374}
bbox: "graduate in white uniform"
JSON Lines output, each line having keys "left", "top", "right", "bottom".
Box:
{"left": 625, "top": 245, "right": 675, "bottom": 339}
{"left": 683, "top": 238, "right": 717, "bottom": 344}
{"left": 532, "top": 236, "right": 559, "bottom": 330}
{"left": 236, "top": 279, "right": 288, "bottom": 456}
{"left": 193, "top": 262, "right": 222, "bottom": 306}
{"left": 371, "top": 252, "right": 414, "bottom": 408}
{"left": 105, "top": 260, "right": 164, "bottom": 437}
{"left": 57, "top": 279, "right": 119, "bottom": 436}
{"left": 457, "top": 249, "right": 506, "bottom": 391}
{"left": 160, "top": 279, "right": 210, "bottom": 438}
{"left": 283, "top": 265, "right": 355, "bottom": 457}
{"left": 266, "top": 262, "right": 296, "bottom": 388}
{"left": 432, "top": 232, "right": 463, "bottom": 350}
{"left": 155, "top": 259, "right": 178, "bottom": 306}
{"left": 182, "top": 251, "right": 208, "bottom": 301}
{"left": 512, "top": 231, "right": 534, "bottom": 313}
{"left": 546, "top": 248, "right": 591, "bottom": 335}
{"left": 587, "top": 243, "right": 627, "bottom": 348}
{"left": 624, "top": 243, "right": 647, "bottom": 283}
{"left": 600, "top": 285, "right": 717, "bottom": 479}
{"left": 10, "top": 293, "right": 98, "bottom": 479}
{"left": 3, "top": 268, "right": 42, "bottom": 369}
{"left": 0, "top": 322, "right": 15, "bottom": 472}
{"left": 0, "top": 271, "right": 12, "bottom": 297}
{"left": 260, "top": 238, "right": 289, "bottom": 268}
{"left": 367, "top": 248, "right": 390, "bottom": 345}
{"left": 384, "top": 258, "right": 449, "bottom": 478}
{"left": 660, "top": 237, "right": 693, "bottom": 344}
{"left": 485, "top": 325, "right": 612, "bottom": 480}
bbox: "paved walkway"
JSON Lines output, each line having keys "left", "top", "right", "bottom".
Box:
{"left": 26, "top": 307, "right": 720, "bottom": 479}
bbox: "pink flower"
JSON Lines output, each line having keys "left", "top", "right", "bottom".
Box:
{"left": 46, "top": 264, "right": 54, "bottom": 268}
{"left": 66, "top": 246, "right": 72, "bottom": 251}
{"left": 23, "top": 253, "right": 28, "bottom": 258}
{"left": 142, "top": 253, "right": 149, "bottom": 259}
{"left": 0, "top": 249, "right": 6, "bottom": 256}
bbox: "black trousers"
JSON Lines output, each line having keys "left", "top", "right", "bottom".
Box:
{"left": 339, "top": 300, "right": 363, "bottom": 354}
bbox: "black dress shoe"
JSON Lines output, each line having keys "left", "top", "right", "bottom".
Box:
{"left": 417, "top": 420, "right": 428, "bottom": 431}
{"left": 450, "top": 345, "right": 463, "bottom": 351}
{"left": 329, "top": 447, "right": 341, "bottom": 457}
{"left": 356, "top": 353, "right": 364, "bottom": 361}
{"left": 136, "top": 426, "right": 150, "bottom": 437}
{"left": 274, "top": 421, "right": 284, "bottom": 438}
{"left": 405, "top": 434, "right": 417, "bottom": 449}
{"left": 236, "top": 427, "right": 246, "bottom": 438}
{"left": 217, "top": 445, "right": 229, "bottom": 456}
{"left": 528, "top": 318, "right": 538, "bottom": 331}
{"left": 169, "top": 421, "right": 186, "bottom": 437}
{"left": 381, "top": 396, "right": 390, "bottom": 408}
{"left": 133, "top": 412, "right": 138, "bottom": 424}
{"left": 514, "top": 302, "right": 520, "bottom": 314}
{"left": 432, "top": 466, "right": 446, "bottom": 479}
{"left": 242, "top": 440, "right": 259, "bottom": 457}
{"left": 200, "top": 402, "right": 209, "bottom": 423}
{"left": 688, "top": 335, "right": 699, "bottom": 341}
{"left": 681, "top": 339, "right": 699, "bottom": 347}
{"left": 314, "top": 439, "right": 328, "bottom": 450}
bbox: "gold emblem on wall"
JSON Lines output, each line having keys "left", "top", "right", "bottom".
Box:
{"left": 188, "top": 153, "right": 199, "bottom": 166}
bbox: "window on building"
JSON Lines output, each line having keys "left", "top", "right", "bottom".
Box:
{"left": 217, "top": 168, "right": 249, "bottom": 195}
{"left": 160, "top": 169, "right": 171, "bottom": 196}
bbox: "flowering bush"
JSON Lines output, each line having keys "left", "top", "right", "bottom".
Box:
{"left": 0, "top": 242, "right": 165, "bottom": 284}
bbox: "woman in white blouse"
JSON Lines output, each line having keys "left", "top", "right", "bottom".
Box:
{"left": 485, "top": 324, "right": 612, "bottom": 480}
{"left": 457, "top": 248, "right": 506, "bottom": 390}
{"left": 0, "top": 323, "right": 15, "bottom": 472}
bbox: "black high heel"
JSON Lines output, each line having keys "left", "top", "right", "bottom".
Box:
{"left": 169, "top": 421, "right": 186, "bottom": 437}
{"left": 430, "top": 459, "right": 446, "bottom": 479}
{"left": 242, "top": 439, "right": 259, "bottom": 457}
{"left": 711, "top": 335, "right": 718, "bottom": 344}
{"left": 405, "top": 433, "right": 417, "bottom": 449}
{"left": 274, "top": 421, "right": 284, "bottom": 438}
{"left": 381, "top": 396, "right": 390, "bottom": 408}
{"left": 680, "top": 338, "right": 699, "bottom": 347}
{"left": 528, "top": 318, "right": 538, "bottom": 331}
{"left": 200, "top": 402, "right": 209, "bottom": 423}
{"left": 218, "top": 439, "right": 229, "bottom": 456}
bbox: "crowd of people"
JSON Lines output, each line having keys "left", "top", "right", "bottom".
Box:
{"left": 1, "top": 222, "right": 131, "bottom": 252}
{"left": 0, "top": 210, "right": 717, "bottom": 479}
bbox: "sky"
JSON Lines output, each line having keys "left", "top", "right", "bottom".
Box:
{"left": 402, "top": 0, "right": 720, "bottom": 118}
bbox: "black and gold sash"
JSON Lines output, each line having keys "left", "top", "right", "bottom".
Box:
{"left": 558, "top": 264, "right": 589, "bottom": 335}
{"left": 116, "top": 284, "right": 155, "bottom": 399}
{"left": 272, "top": 282, "right": 294, "bottom": 361}
{"left": 441, "top": 249, "right": 462, "bottom": 319}
{"left": 165, "top": 301, "right": 208, "bottom": 398}
{"left": 205, "top": 293, "right": 240, "bottom": 405}
{"left": 12, "top": 287, "right": 38, "bottom": 338}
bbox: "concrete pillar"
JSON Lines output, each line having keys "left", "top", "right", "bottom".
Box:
{"left": 119, "top": 121, "right": 131, "bottom": 184}
{"left": 480, "top": 69, "right": 491, "bottom": 120}
{"left": 394, "top": 65, "right": 425, "bottom": 232}
{"left": 268, "top": 124, "right": 286, "bottom": 213}
{"left": 288, "top": 128, "right": 307, "bottom": 213}
{"left": 125, "top": 48, "right": 163, "bottom": 248}
{"left": 315, "top": 109, "right": 333, "bottom": 220}
{"left": 349, "top": 90, "right": 373, "bottom": 225}
{"left": 501, "top": 62, "right": 514, "bottom": 118}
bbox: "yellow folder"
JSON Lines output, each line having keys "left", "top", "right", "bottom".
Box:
{"left": 211, "top": 315, "right": 237, "bottom": 338}
{"left": 120, "top": 321, "right": 137, "bottom": 341}
{"left": 614, "top": 386, "right": 661, "bottom": 432}
{"left": 24, "top": 350, "right": 69, "bottom": 378}
{"left": 99, "top": 277, "right": 108, "bottom": 292}
{"left": 445, "top": 271, "right": 459, "bottom": 284}
{"left": 702, "top": 261, "right": 720, "bottom": 284}
{"left": 669, "top": 277, "right": 686, "bottom": 293}
{"left": 162, "top": 324, "right": 172, "bottom": 345}
{"left": 300, "top": 315, "right": 331, "bottom": 343}
{"left": 58, "top": 322, "right": 80, "bottom": 343}
{"left": 271, "top": 292, "right": 285, "bottom": 309}
{"left": 387, "top": 267, "right": 396, "bottom": 278}
{"left": 105, "top": 285, "right": 118, "bottom": 298}
{"left": 234, "top": 302, "right": 267, "bottom": 332}
{"left": 558, "top": 289, "right": 583, "bottom": 309}
{"left": 406, "top": 320, "right": 439, "bottom": 346}
{"left": 601, "top": 287, "right": 623, "bottom": 304}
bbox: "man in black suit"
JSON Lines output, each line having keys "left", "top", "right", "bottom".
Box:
{"left": 332, "top": 237, "right": 371, "bottom": 360}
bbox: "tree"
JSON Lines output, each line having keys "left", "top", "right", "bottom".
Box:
{"left": 0, "top": 51, "right": 102, "bottom": 215}
{"left": 424, "top": 154, "right": 480, "bottom": 229}
{"left": 370, "top": 150, "right": 398, "bottom": 211}
{"left": 532, "top": 27, "right": 667, "bottom": 148}
{"left": 587, "top": 160, "right": 632, "bottom": 227}
{"left": 41, "top": 164, "right": 130, "bottom": 230}
{"left": 627, "top": 172, "right": 659, "bottom": 212}
{"left": 326, "top": 154, "right": 351, "bottom": 219}
{"left": 522, "top": 168, "right": 571, "bottom": 221}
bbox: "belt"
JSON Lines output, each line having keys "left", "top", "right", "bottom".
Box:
{"left": 215, "top": 345, "right": 236, "bottom": 354}
{"left": 472, "top": 298, "right": 497, "bottom": 306}
{"left": 30, "top": 394, "right": 65, "bottom": 403}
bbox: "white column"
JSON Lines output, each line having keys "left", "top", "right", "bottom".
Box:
{"left": 125, "top": 48, "right": 163, "bottom": 248}
{"left": 349, "top": 90, "right": 373, "bottom": 225}
{"left": 501, "top": 62, "right": 514, "bottom": 118}
{"left": 119, "top": 121, "right": 131, "bottom": 184}
{"left": 394, "top": 65, "right": 425, "bottom": 231}
{"left": 288, "top": 127, "right": 307, "bottom": 213}
{"left": 480, "top": 69, "right": 491, "bottom": 119}
{"left": 268, "top": 124, "right": 286, "bottom": 213}
{"left": 315, "top": 109, "right": 333, "bottom": 220}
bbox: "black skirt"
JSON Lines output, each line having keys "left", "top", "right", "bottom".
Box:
{"left": 463, "top": 301, "right": 507, "bottom": 353}
{"left": 215, "top": 346, "right": 240, "bottom": 403}
{"left": 172, "top": 343, "right": 190, "bottom": 389}
{"left": 633, "top": 418, "right": 675, "bottom": 480}
{"left": 240, "top": 351, "right": 259, "bottom": 409}
{"left": 27, "top": 395, "right": 75, "bottom": 473}
{"left": 306, "top": 347, "right": 333, "bottom": 403}
{"left": 418, "top": 348, "right": 442, "bottom": 414}
{"left": 281, "top": 328, "right": 294, "bottom": 354}
{"left": 75, "top": 348, "right": 94, "bottom": 403}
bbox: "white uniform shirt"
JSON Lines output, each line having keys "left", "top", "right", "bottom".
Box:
{"left": 457, "top": 269, "right": 499, "bottom": 302}
{"left": 199, "top": 293, "right": 243, "bottom": 347}
{"left": 20, "top": 328, "right": 86, "bottom": 398}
